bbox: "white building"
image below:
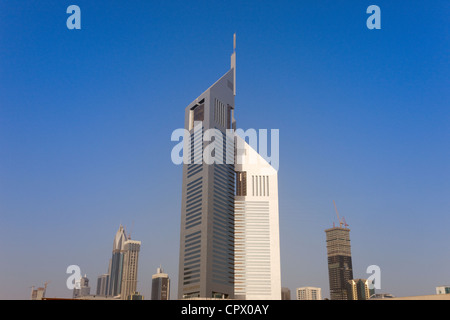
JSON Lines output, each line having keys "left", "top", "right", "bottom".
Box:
{"left": 297, "top": 287, "right": 322, "bottom": 300}
{"left": 234, "top": 137, "right": 281, "bottom": 300}
{"left": 436, "top": 286, "right": 450, "bottom": 295}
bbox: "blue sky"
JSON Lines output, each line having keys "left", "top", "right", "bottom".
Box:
{"left": 0, "top": 0, "right": 449, "bottom": 299}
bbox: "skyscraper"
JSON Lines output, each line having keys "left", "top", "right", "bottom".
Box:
{"left": 151, "top": 266, "right": 170, "bottom": 300}
{"left": 177, "top": 35, "right": 281, "bottom": 300}
{"left": 120, "top": 239, "right": 141, "bottom": 300}
{"left": 96, "top": 274, "right": 110, "bottom": 296}
{"left": 109, "top": 224, "right": 127, "bottom": 297}
{"left": 325, "top": 223, "right": 353, "bottom": 300}
{"left": 234, "top": 137, "right": 281, "bottom": 300}
{"left": 178, "top": 36, "right": 236, "bottom": 299}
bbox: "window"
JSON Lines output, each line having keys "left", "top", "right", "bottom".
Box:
{"left": 236, "top": 171, "right": 247, "bottom": 196}
{"left": 189, "top": 102, "right": 204, "bottom": 130}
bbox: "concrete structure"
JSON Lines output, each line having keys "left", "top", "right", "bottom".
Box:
{"left": 347, "top": 279, "right": 374, "bottom": 300}
{"left": 234, "top": 137, "right": 281, "bottom": 300}
{"left": 296, "top": 287, "right": 322, "bottom": 300}
{"left": 109, "top": 225, "right": 127, "bottom": 297}
{"left": 281, "top": 288, "right": 291, "bottom": 300}
{"left": 178, "top": 36, "right": 236, "bottom": 299}
{"left": 325, "top": 226, "right": 353, "bottom": 300}
{"left": 152, "top": 267, "right": 170, "bottom": 300}
{"left": 436, "top": 286, "right": 450, "bottom": 295}
{"left": 120, "top": 239, "right": 141, "bottom": 300}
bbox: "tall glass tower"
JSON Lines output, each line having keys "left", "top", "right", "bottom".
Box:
{"left": 178, "top": 37, "right": 236, "bottom": 299}
{"left": 109, "top": 224, "right": 127, "bottom": 297}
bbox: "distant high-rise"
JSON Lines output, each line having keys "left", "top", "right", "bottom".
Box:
{"left": 120, "top": 239, "right": 141, "bottom": 300}
{"left": 347, "top": 279, "right": 374, "bottom": 300}
{"left": 151, "top": 267, "right": 170, "bottom": 300}
{"left": 109, "top": 225, "right": 127, "bottom": 297}
{"left": 234, "top": 137, "right": 281, "bottom": 300}
{"left": 31, "top": 287, "right": 46, "bottom": 300}
{"left": 325, "top": 218, "right": 353, "bottom": 300}
{"left": 296, "top": 287, "right": 322, "bottom": 300}
{"left": 178, "top": 36, "right": 236, "bottom": 299}
{"left": 73, "top": 274, "right": 90, "bottom": 299}
{"left": 96, "top": 274, "right": 110, "bottom": 296}
{"left": 281, "top": 288, "right": 291, "bottom": 300}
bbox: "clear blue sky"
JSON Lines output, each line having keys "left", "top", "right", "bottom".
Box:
{"left": 0, "top": 0, "right": 448, "bottom": 299}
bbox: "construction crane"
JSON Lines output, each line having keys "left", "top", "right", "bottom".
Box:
{"left": 333, "top": 200, "right": 348, "bottom": 228}
{"left": 29, "top": 286, "right": 35, "bottom": 300}
{"left": 342, "top": 216, "right": 349, "bottom": 228}
{"left": 43, "top": 281, "right": 50, "bottom": 298}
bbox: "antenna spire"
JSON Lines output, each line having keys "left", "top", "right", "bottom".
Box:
{"left": 231, "top": 33, "right": 236, "bottom": 95}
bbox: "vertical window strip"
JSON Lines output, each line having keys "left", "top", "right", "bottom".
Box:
{"left": 252, "top": 175, "right": 255, "bottom": 196}
{"left": 259, "top": 176, "right": 262, "bottom": 197}
{"left": 263, "top": 175, "right": 265, "bottom": 196}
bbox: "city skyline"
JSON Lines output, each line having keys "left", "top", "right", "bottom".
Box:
{"left": 1, "top": 1, "right": 449, "bottom": 300}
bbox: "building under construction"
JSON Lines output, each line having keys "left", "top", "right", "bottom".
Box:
{"left": 325, "top": 201, "right": 353, "bottom": 300}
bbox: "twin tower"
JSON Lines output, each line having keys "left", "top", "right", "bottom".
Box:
{"left": 178, "top": 35, "right": 281, "bottom": 299}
